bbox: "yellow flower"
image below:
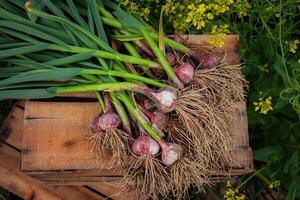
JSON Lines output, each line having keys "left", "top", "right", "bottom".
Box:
{"left": 208, "top": 24, "right": 229, "bottom": 47}
{"left": 164, "top": 0, "right": 250, "bottom": 32}
{"left": 227, "top": 0, "right": 234, "bottom": 5}
{"left": 269, "top": 180, "right": 281, "bottom": 189}
{"left": 209, "top": 35, "right": 225, "bottom": 47}
{"left": 258, "top": 63, "right": 270, "bottom": 73}
{"left": 187, "top": 3, "right": 195, "bottom": 10}
{"left": 236, "top": 194, "right": 246, "bottom": 200}
{"left": 279, "top": 18, "right": 286, "bottom": 25}
{"left": 185, "top": 3, "right": 208, "bottom": 30}
{"left": 216, "top": 5, "right": 229, "bottom": 14}
{"left": 164, "top": 2, "right": 172, "bottom": 13}
{"left": 173, "top": 19, "right": 189, "bottom": 34}
{"left": 289, "top": 39, "right": 299, "bottom": 53}
{"left": 298, "top": 59, "right": 300, "bottom": 64}
{"left": 224, "top": 188, "right": 236, "bottom": 199}
{"left": 227, "top": 180, "right": 232, "bottom": 187}
{"left": 232, "top": 0, "right": 251, "bottom": 17}
{"left": 127, "top": 2, "right": 138, "bottom": 12}
{"left": 207, "top": 13, "right": 214, "bottom": 20}
{"left": 121, "top": 0, "right": 129, "bottom": 6}
{"left": 266, "top": 6, "right": 273, "bottom": 12}
{"left": 223, "top": 180, "right": 246, "bottom": 200}
{"left": 140, "top": 7, "right": 150, "bottom": 21}
{"left": 121, "top": 1, "right": 151, "bottom": 22}
{"left": 197, "top": 3, "right": 207, "bottom": 14}
{"left": 253, "top": 96, "right": 273, "bottom": 115}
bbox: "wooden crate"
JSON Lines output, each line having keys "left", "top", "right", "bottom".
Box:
{"left": 0, "top": 101, "right": 137, "bottom": 200}
{"left": 20, "top": 35, "right": 253, "bottom": 184}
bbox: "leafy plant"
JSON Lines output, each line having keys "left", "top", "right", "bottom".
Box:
{"left": 119, "top": 0, "right": 300, "bottom": 199}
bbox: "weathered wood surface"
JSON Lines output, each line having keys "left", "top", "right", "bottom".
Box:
{"left": 21, "top": 101, "right": 252, "bottom": 180}
{"left": 0, "top": 101, "right": 132, "bottom": 199}
{"left": 227, "top": 102, "right": 253, "bottom": 170}
{"left": 186, "top": 34, "right": 240, "bottom": 51}
{"left": 185, "top": 34, "right": 240, "bottom": 65}
{"left": 0, "top": 101, "right": 24, "bottom": 149}
{"left": 21, "top": 101, "right": 113, "bottom": 172}
{"left": 0, "top": 144, "right": 107, "bottom": 200}
{"left": 89, "top": 183, "right": 137, "bottom": 200}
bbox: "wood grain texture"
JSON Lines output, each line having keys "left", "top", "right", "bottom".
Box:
{"left": 227, "top": 102, "right": 253, "bottom": 169}
{"left": 185, "top": 34, "right": 240, "bottom": 65}
{"left": 88, "top": 183, "right": 137, "bottom": 200}
{"left": 0, "top": 143, "right": 106, "bottom": 200}
{"left": 185, "top": 34, "right": 240, "bottom": 51}
{"left": 21, "top": 101, "right": 252, "bottom": 179}
{"left": 21, "top": 101, "right": 116, "bottom": 173}
{"left": 0, "top": 103, "right": 112, "bottom": 200}
{"left": 0, "top": 101, "right": 24, "bottom": 149}
{"left": 51, "top": 186, "right": 106, "bottom": 200}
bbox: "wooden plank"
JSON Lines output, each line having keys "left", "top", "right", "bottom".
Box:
{"left": 185, "top": 34, "right": 240, "bottom": 65}
{"left": 185, "top": 34, "right": 240, "bottom": 52}
{"left": 0, "top": 143, "right": 105, "bottom": 200}
{"left": 0, "top": 101, "right": 24, "bottom": 149}
{"left": 27, "top": 177, "right": 123, "bottom": 185}
{"left": 21, "top": 101, "right": 252, "bottom": 179}
{"left": 21, "top": 101, "right": 116, "bottom": 173}
{"left": 0, "top": 144, "right": 61, "bottom": 200}
{"left": 51, "top": 186, "right": 106, "bottom": 200}
{"left": 37, "top": 177, "right": 123, "bottom": 185}
{"left": 0, "top": 102, "right": 110, "bottom": 200}
{"left": 89, "top": 183, "right": 137, "bottom": 200}
{"left": 227, "top": 102, "right": 252, "bottom": 169}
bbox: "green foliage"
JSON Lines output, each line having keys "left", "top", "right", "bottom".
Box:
{"left": 0, "top": 188, "right": 9, "bottom": 200}
{"left": 119, "top": 0, "right": 300, "bottom": 199}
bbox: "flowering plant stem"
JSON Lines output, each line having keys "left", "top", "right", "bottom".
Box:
{"left": 236, "top": 168, "right": 266, "bottom": 190}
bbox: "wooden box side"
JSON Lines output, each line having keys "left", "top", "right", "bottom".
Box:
{"left": 0, "top": 102, "right": 121, "bottom": 200}
{"left": 21, "top": 101, "right": 120, "bottom": 176}
{"left": 21, "top": 101, "right": 252, "bottom": 177}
